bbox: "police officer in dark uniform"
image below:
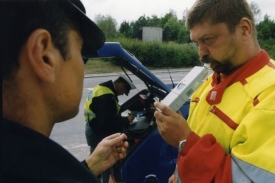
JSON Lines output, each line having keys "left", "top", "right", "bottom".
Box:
{"left": 84, "top": 74, "right": 136, "bottom": 183}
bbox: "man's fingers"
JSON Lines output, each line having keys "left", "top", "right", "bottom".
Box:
{"left": 104, "top": 133, "right": 127, "bottom": 145}
{"left": 105, "top": 133, "right": 126, "bottom": 140}
{"left": 154, "top": 101, "right": 174, "bottom": 115}
{"left": 115, "top": 146, "right": 127, "bottom": 153}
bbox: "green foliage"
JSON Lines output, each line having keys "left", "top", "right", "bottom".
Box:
{"left": 257, "top": 15, "right": 275, "bottom": 40}
{"left": 119, "top": 21, "right": 133, "bottom": 38}
{"left": 119, "top": 11, "right": 190, "bottom": 42}
{"left": 178, "top": 26, "right": 191, "bottom": 43}
{"left": 147, "top": 15, "right": 161, "bottom": 27}
{"left": 164, "top": 16, "right": 181, "bottom": 41}
{"left": 259, "top": 38, "right": 275, "bottom": 59}
{"left": 95, "top": 14, "right": 118, "bottom": 39}
{"left": 109, "top": 38, "right": 200, "bottom": 67}
{"left": 257, "top": 15, "right": 275, "bottom": 59}
{"left": 159, "top": 11, "right": 176, "bottom": 28}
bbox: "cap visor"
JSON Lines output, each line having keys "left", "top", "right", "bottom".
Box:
{"left": 69, "top": 1, "right": 105, "bottom": 57}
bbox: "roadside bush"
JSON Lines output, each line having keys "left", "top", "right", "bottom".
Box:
{"left": 259, "top": 38, "right": 275, "bottom": 59}
{"left": 108, "top": 38, "right": 200, "bottom": 68}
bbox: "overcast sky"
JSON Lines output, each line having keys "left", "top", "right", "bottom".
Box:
{"left": 82, "top": 0, "right": 275, "bottom": 27}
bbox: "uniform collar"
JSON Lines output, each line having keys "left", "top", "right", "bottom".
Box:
{"left": 206, "top": 50, "right": 270, "bottom": 105}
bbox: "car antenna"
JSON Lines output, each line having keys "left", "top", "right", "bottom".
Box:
{"left": 120, "top": 66, "right": 140, "bottom": 92}
{"left": 167, "top": 67, "right": 175, "bottom": 88}
{"left": 121, "top": 66, "right": 133, "bottom": 82}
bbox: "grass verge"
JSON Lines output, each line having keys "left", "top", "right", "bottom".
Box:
{"left": 84, "top": 59, "right": 122, "bottom": 74}
{"left": 84, "top": 58, "right": 157, "bottom": 74}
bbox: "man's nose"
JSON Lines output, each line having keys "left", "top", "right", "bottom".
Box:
{"left": 198, "top": 44, "right": 209, "bottom": 58}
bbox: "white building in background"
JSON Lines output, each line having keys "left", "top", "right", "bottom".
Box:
{"left": 142, "top": 27, "right": 163, "bottom": 42}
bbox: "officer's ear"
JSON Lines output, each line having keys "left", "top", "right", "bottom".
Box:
{"left": 21, "top": 29, "right": 57, "bottom": 83}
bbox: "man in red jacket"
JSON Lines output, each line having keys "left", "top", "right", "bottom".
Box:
{"left": 154, "top": 0, "right": 275, "bottom": 182}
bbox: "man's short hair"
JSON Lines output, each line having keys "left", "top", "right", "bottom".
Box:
{"left": 185, "top": 0, "right": 256, "bottom": 35}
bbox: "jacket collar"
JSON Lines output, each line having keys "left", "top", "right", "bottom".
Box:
{"left": 206, "top": 50, "right": 271, "bottom": 105}
{"left": 100, "top": 80, "right": 118, "bottom": 101}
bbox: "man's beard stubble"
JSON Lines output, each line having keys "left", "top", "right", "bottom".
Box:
{"left": 200, "top": 56, "right": 235, "bottom": 75}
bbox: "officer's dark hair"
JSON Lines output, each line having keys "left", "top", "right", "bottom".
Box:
{"left": 1, "top": 0, "right": 81, "bottom": 80}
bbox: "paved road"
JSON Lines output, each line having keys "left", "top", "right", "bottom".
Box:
{"left": 50, "top": 67, "right": 203, "bottom": 160}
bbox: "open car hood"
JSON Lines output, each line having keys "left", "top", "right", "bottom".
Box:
{"left": 92, "top": 42, "right": 171, "bottom": 99}
{"left": 89, "top": 42, "right": 192, "bottom": 183}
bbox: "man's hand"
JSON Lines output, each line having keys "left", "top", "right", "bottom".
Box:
{"left": 85, "top": 133, "right": 128, "bottom": 175}
{"left": 168, "top": 173, "right": 176, "bottom": 183}
{"left": 154, "top": 102, "right": 191, "bottom": 147}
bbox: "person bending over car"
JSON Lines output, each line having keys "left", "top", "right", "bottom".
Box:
{"left": 84, "top": 75, "right": 136, "bottom": 183}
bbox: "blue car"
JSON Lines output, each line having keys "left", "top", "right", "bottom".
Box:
{"left": 93, "top": 42, "right": 190, "bottom": 183}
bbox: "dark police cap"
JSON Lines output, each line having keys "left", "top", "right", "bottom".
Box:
{"left": 67, "top": 0, "right": 105, "bottom": 57}
{"left": 2, "top": 0, "right": 105, "bottom": 62}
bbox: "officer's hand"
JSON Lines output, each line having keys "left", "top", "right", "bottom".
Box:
{"left": 85, "top": 133, "right": 128, "bottom": 176}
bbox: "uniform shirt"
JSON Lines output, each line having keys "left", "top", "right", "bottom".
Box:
{"left": 85, "top": 80, "right": 129, "bottom": 141}
{"left": 2, "top": 118, "right": 100, "bottom": 183}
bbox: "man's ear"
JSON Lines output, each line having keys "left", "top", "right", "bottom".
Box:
{"left": 238, "top": 17, "right": 253, "bottom": 39}
{"left": 24, "top": 29, "right": 58, "bottom": 83}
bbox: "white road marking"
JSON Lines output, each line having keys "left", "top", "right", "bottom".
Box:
{"left": 63, "top": 143, "right": 89, "bottom": 149}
